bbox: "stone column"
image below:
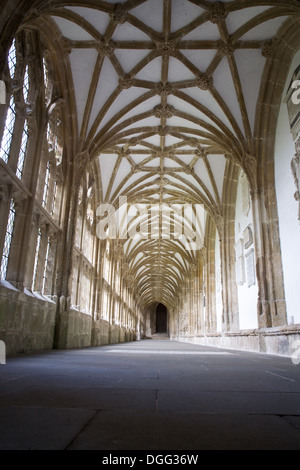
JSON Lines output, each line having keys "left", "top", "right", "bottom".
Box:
{"left": 251, "top": 185, "right": 287, "bottom": 329}
{"left": 250, "top": 188, "right": 272, "bottom": 328}
{"left": 53, "top": 152, "right": 87, "bottom": 349}
{"left": 291, "top": 136, "right": 300, "bottom": 221}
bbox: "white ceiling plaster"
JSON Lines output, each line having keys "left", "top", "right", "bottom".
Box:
{"left": 110, "top": 158, "right": 134, "bottom": 197}
{"left": 225, "top": 6, "right": 272, "bottom": 35}
{"left": 179, "top": 49, "right": 217, "bottom": 74}
{"left": 143, "top": 158, "right": 160, "bottom": 167}
{"left": 167, "top": 94, "right": 222, "bottom": 131}
{"left": 64, "top": 7, "right": 111, "bottom": 35}
{"left": 112, "top": 22, "right": 151, "bottom": 42}
{"left": 193, "top": 158, "right": 216, "bottom": 200}
{"left": 182, "top": 87, "right": 235, "bottom": 136}
{"left": 135, "top": 56, "right": 163, "bottom": 81}
{"left": 88, "top": 57, "right": 119, "bottom": 135}
{"left": 115, "top": 172, "right": 153, "bottom": 197}
{"left": 114, "top": 49, "right": 151, "bottom": 74}
{"left": 171, "top": 0, "right": 205, "bottom": 32}
{"left": 206, "top": 154, "right": 227, "bottom": 200}
{"left": 166, "top": 115, "right": 212, "bottom": 133}
{"left": 99, "top": 153, "right": 119, "bottom": 200}
{"left": 168, "top": 57, "right": 196, "bottom": 82}
{"left": 164, "top": 135, "right": 183, "bottom": 147}
{"left": 52, "top": 16, "right": 94, "bottom": 41}
{"left": 213, "top": 57, "right": 245, "bottom": 137}
{"left": 96, "top": 94, "right": 161, "bottom": 134}
{"left": 69, "top": 48, "right": 98, "bottom": 133}
{"left": 183, "top": 21, "right": 220, "bottom": 41}
{"left": 131, "top": 0, "right": 164, "bottom": 34}
{"left": 164, "top": 158, "right": 183, "bottom": 168}
{"left": 234, "top": 49, "right": 266, "bottom": 134}
{"left": 143, "top": 135, "right": 161, "bottom": 147}
{"left": 240, "top": 16, "right": 289, "bottom": 41}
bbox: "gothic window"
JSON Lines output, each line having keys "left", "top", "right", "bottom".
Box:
{"left": 0, "top": 201, "right": 16, "bottom": 281}
{"left": 32, "top": 229, "right": 42, "bottom": 291}
{"left": 0, "top": 40, "right": 30, "bottom": 176}
{"left": 0, "top": 40, "right": 17, "bottom": 161}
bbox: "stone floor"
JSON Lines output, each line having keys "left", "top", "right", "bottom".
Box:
{"left": 0, "top": 339, "right": 300, "bottom": 450}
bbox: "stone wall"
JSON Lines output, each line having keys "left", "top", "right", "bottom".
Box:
{"left": 0, "top": 285, "right": 139, "bottom": 356}
{"left": 259, "top": 326, "right": 300, "bottom": 357}
{"left": 173, "top": 326, "right": 300, "bottom": 358}
{"left": 62, "top": 308, "right": 93, "bottom": 349}
{"left": 0, "top": 284, "right": 56, "bottom": 355}
{"left": 92, "top": 319, "right": 109, "bottom": 346}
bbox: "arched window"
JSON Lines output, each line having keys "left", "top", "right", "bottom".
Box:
{"left": 0, "top": 201, "right": 16, "bottom": 281}
{"left": 0, "top": 37, "right": 32, "bottom": 282}
{"left": 0, "top": 40, "right": 17, "bottom": 163}
{"left": 0, "top": 40, "right": 30, "bottom": 176}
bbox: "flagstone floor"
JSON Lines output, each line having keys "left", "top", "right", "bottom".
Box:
{"left": 0, "top": 339, "right": 300, "bottom": 450}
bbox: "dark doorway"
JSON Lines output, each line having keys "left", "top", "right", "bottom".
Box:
{"left": 156, "top": 303, "right": 168, "bottom": 333}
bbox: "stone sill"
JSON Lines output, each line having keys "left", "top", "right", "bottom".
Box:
{"left": 196, "top": 326, "right": 300, "bottom": 339}
{"left": 259, "top": 325, "right": 300, "bottom": 336}
{"left": 69, "top": 306, "right": 92, "bottom": 316}
{"left": 0, "top": 282, "right": 56, "bottom": 305}
{"left": 225, "top": 329, "right": 258, "bottom": 337}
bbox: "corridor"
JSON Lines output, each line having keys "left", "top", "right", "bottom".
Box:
{"left": 0, "top": 340, "right": 300, "bottom": 450}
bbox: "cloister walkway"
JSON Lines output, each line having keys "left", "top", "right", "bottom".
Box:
{"left": 0, "top": 340, "right": 300, "bottom": 450}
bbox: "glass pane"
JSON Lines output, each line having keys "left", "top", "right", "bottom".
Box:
{"left": 0, "top": 96, "right": 16, "bottom": 163}
{"left": 32, "top": 230, "right": 42, "bottom": 290}
{"left": 16, "top": 120, "right": 29, "bottom": 179}
{"left": 8, "top": 39, "right": 17, "bottom": 79}
{"left": 51, "top": 181, "right": 57, "bottom": 216}
{"left": 42, "top": 238, "right": 50, "bottom": 294}
{"left": 0, "top": 201, "right": 16, "bottom": 281}
{"left": 23, "top": 65, "right": 30, "bottom": 103}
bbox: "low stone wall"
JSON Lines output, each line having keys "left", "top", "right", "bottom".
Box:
{"left": 0, "top": 284, "right": 56, "bottom": 355}
{"left": 259, "top": 326, "right": 300, "bottom": 357}
{"left": 173, "top": 325, "right": 300, "bottom": 358}
{"left": 92, "top": 319, "right": 109, "bottom": 346}
{"left": 63, "top": 308, "right": 93, "bottom": 349}
{"left": 89, "top": 319, "right": 137, "bottom": 347}
{"left": 0, "top": 286, "right": 139, "bottom": 355}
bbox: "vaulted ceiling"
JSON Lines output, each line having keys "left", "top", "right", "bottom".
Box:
{"left": 28, "top": 0, "right": 299, "bottom": 308}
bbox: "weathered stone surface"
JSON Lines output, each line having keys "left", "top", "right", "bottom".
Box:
{"left": 0, "top": 285, "right": 56, "bottom": 355}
